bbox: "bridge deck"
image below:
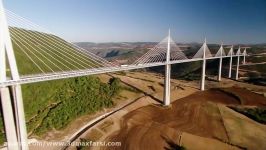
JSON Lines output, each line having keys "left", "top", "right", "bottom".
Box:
{"left": 0, "top": 55, "right": 241, "bottom": 87}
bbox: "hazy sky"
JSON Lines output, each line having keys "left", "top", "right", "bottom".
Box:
{"left": 4, "top": 0, "right": 266, "bottom": 44}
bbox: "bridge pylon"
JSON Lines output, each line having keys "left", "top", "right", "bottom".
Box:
{"left": 243, "top": 48, "right": 246, "bottom": 64}
{"left": 163, "top": 29, "right": 171, "bottom": 106}
{"left": 0, "top": 0, "right": 28, "bottom": 149}
{"left": 228, "top": 46, "right": 233, "bottom": 78}
{"left": 217, "top": 43, "right": 224, "bottom": 81}
{"left": 200, "top": 38, "right": 207, "bottom": 91}
{"left": 235, "top": 47, "right": 241, "bottom": 80}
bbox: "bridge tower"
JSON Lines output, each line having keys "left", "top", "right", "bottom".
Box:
{"left": 243, "top": 48, "right": 246, "bottom": 64}
{"left": 200, "top": 39, "right": 207, "bottom": 91}
{"left": 163, "top": 29, "right": 171, "bottom": 106}
{"left": 228, "top": 46, "right": 233, "bottom": 78}
{"left": 217, "top": 44, "right": 223, "bottom": 81}
{"left": 0, "top": 1, "right": 28, "bottom": 149}
{"left": 235, "top": 47, "right": 241, "bottom": 80}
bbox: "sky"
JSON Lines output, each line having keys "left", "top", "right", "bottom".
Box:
{"left": 4, "top": 0, "right": 266, "bottom": 44}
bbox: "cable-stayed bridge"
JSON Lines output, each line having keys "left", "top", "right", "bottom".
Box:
{"left": 0, "top": 1, "right": 263, "bottom": 150}
{"left": 0, "top": 8, "right": 247, "bottom": 87}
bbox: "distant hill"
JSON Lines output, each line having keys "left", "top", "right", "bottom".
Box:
{"left": 75, "top": 42, "right": 155, "bottom": 64}
{"left": 77, "top": 41, "right": 266, "bottom": 81}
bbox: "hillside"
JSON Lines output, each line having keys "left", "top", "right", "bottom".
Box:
{"left": 102, "top": 87, "right": 266, "bottom": 150}
{"left": 0, "top": 28, "right": 123, "bottom": 144}
{"left": 9, "top": 27, "right": 103, "bottom": 75}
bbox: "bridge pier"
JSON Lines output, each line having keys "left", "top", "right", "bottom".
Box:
{"left": 163, "top": 64, "right": 171, "bottom": 105}
{"left": 0, "top": 1, "right": 28, "bottom": 149}
{"left": 217, "top": 45, "right": 223, "bottom": 81}
{"left": 243, "top": 48, "right": 246, "bottom": 64}
{"left": 163, "top": 29, "right": 171, "bottom": 106}
{"left": 200, "top": 40, "right": 206, "bottom": 91}
{"left": 235, "top": 55, "right": 240, "bottom": 80}
{"left": 0, "top": 87, "right": 20, "bottom": 149}
{"left": 201, "top": 58, "right": 206, "bottom": 91}
{"left": 228, "top": 46, "right": 233, "bottom": 78}
{"left": 235, "top": 48, "right": 240, "bottom": 80}
{"left": 11, "top": 85, "right": 28, "bottom": 150}
{"left": 218, "top": 56, "right": 223, "bottom": 81}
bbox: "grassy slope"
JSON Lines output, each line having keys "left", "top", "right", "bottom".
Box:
{"left": 0, "top": 28, "right": 119, "bottom": 143}
{"left": 9, "top": 27, "right": 99, "bottom": 75}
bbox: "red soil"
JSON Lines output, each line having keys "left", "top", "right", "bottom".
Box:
{"left": 102, "top": 87, "right": 266, "bottom": 150}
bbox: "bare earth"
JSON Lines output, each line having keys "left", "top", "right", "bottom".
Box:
{"left": 28, "top": 71, "right": 266, "bottom": 150}
{"left": 101, "top": 87, "right": 266, "bottom": 150}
